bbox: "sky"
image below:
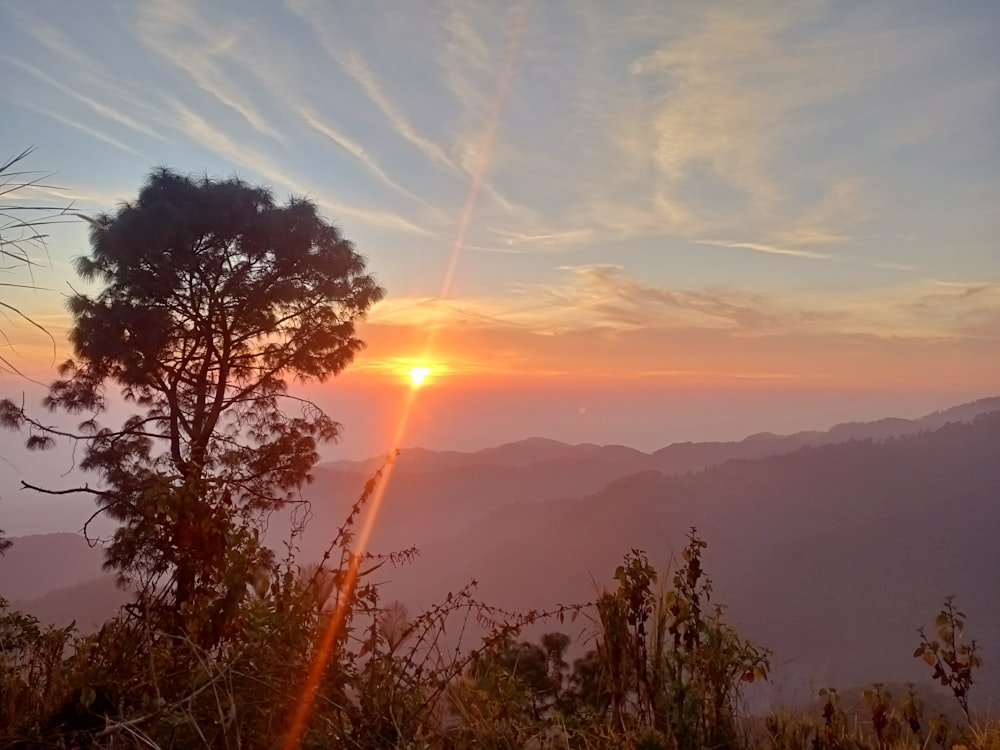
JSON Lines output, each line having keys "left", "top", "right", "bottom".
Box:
{"left": 1, "top": 0, "right": 999, "bottom": 496}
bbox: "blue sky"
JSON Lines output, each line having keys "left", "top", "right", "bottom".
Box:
{"left": 1, "top": 0, "right": 998, "bottom": 464}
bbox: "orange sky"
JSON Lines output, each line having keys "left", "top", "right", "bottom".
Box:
{"left": 344, "top": 318, "right": 999, "bottom": 392}
{"left": 3, "top": 310, "right": 996, "bottom": 408}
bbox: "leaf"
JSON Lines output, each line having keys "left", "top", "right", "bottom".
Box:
{"left": 923, "top": 652, "right": 937, "bottom": 666}
{"left": 26, "top": 434, "right": 55, "bottom": 451}
{"left": 80, "top": 686, "right": 97, "bottom": 708}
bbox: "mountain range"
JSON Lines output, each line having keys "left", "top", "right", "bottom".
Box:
{"left": 2, "top": 396, "right": 997, "bottom": 707}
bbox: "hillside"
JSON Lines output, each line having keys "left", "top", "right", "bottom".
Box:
{"left": 286, "top": 395, "right": 1000, "bottom": 557}
{"left": 0, "top": 532, "right": 105, "bottom": 602}
{"left": 12, "top": 575, "right": 128, "bottom": 632}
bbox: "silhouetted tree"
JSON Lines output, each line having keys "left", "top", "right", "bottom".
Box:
{"left": 1, "top": 168, "right": 383, "bottom": 644}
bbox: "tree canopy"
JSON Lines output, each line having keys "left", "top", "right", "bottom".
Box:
{"left": 2, "top": 168, "right": 383, "bottom": 641}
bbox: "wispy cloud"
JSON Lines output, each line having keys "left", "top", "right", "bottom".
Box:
{"left": 696, "top": 236, "right": 921, "bottom": 274}
{"left": 169, "top": 103, "right": 434, "bottom": 236}
{"left": 771, "top": 228, "right": 851, "bottom": 246}
{"left": 771, "top": 178, "right": 869, "bottom": 251}
{"left": 4, "top": 58, "right": 166, "bottom": 142}
{"left": 371, "top": 265, "right": 1000, "bottom": 343}
{"left": 16, "top": 104, "right": 141, "bottom": 156}
{"left": 695, "top": 239, "right": 831, "bottom": 260}
{"left": 371, "top": 265, "right": 789, "bottom": 334}
{"left": 907, "top": 280, "right": 1000, "bottom": 338}
{"left": 7, "top": 184, "right": 130, "bottom": 211}
{"left": 136, "top": 0, "right": 285, "bottom": 141}
{"left": 867, "top": 260, "right": 919, "bottom": 273}
{"left": 439, "top": 2, "right": 492, "bottom": 112}
{"left": 285, "top": 0, "right": 528, "bottom": 219}
{"left": 489, "top": 5, "right": 942, "bottom": 249}
{"left": 630, "top": 12, "right": 794, "bottom": 210}
{"left": 547, "top": 264, "right": 791, "bottom": 331}
{"left": 333, "top": 44, "right": 457, "bottom": 174}
{"left": 489, "top": 227, "right": 596, "bottom": 248}
{"left": 299, "top": 108, "right": 423, "bottom": 203}
{"left": 21, "top": 20, "right": 97, "bottom": 71}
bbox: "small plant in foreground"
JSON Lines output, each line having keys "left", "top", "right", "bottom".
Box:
{"left": 915, "top": 596, "right": 981, "bottom": 722}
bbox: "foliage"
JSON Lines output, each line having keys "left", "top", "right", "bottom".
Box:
{"left": 761, "top": 595, "right": 988, "bottom": 750}
{"left": 0, "top": 599, "right": 79, "bottom": 742}
{"left": 585, "top": 530, "right": 770, "bottom": 749}
{"left": 761, "top": 680, "right": 979, "bottom": 750}
{"left": 915, "top": 595, "right": 981, "bottom": 721}
{"left": 1, "top": 532, "right": 998, "bottom": 749}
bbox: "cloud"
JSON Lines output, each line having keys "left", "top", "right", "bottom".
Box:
{"left": 695, "top": 236, "right": 922, "bottom": 274}
{"left": 629, "top": 12, "right": 794, "bottom": 209}
{"left": 299, "top": 108, "right": 424, "bottom": 203}
{"left": 136, "top": 0, "right": 285, "bottom": 141}
{"left": 361, "top": 268, "right": 1000, "bottom": 386}
{"left": 338, "top": 50, "right": 457, "bottom": 173}
{"left": 770, "top": 178, "right": 869, "bottom": 250}
{"left": 371, "top": 265, "right": 791, "bottom": 335}
{"left": 371, "top": 265, "right": 1000, "bottom": 343}
{"left": 868, "top": 260, "right": 918, "bottom": 273}
{"left": 495, "top": 5, "right": 936, "bottom": 247}
{"left": 4, "top": 58, "right": 166, "bottom": 142}
{"left": 439, "top": 2, "right": 492, "bottom": 113}
{"left": 694, "top": 239, "right": 831, "bottom": 261}
{"left": 21, "top": 20, "right": 96, "bottom": 71}
{"left": 285, "top": 0, "right": 462, "bottom": 178}
{"left": 550, "top": 264, "right": 792, "bottom": 331}
{"left": 168, "top": 103, "right": 435, "bottom": 236}
{"left": 6, "top": 184, "right": 130, "bottom": 212}
{"left": 907, "top": 280, "right": 1000, "bottom": 338}
{"left": 489, "top": 227, "right": 596, "bottom": 248}
{"left": 15, "top": 104, "right": 141, "bottom": 156}
{"left": 771, "top": 228, "right": 851, "bottom": 246}
{"left": 285, "top": 0, "right": 530, "bottom": 222}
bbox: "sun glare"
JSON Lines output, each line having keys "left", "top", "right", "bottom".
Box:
{"left": 408, "top": 366, "right": 431, "bottom": 387}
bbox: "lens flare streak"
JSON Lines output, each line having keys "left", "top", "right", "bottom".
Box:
{"left": 282, "top": 3, "right": 533, "bottom": 747}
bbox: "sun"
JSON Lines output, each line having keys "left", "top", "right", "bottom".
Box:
{"left": 408, "top": 366, "right": 432, "bottom": 387}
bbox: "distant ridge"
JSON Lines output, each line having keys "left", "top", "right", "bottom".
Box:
{"left": 320, "top": 395, "right": 1000, "bottom": 474}
{"left": 13, "top": 575, "right": 129, "bottom": 632}
{"left": 0, "top": 533, "right": 105, "bottom": 602}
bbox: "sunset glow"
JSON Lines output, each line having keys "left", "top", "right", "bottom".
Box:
{"left": 0, "top": 3, "right": 995, "bottom": 399}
